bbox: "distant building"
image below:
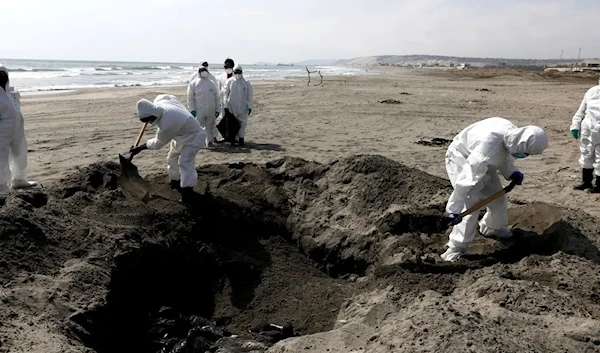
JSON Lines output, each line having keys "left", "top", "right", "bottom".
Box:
{"left": 583, "top": 60, "right": 600, "bottom": 69}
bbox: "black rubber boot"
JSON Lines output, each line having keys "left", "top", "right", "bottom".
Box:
{"left": 574, "top": 169, "right": 594, "bottom": 190}
{"left": 238, "top": 138, "right": 245, "bottom": 146}
{"left": 588, "top": 174, "right": 600, "bottom": 194}
{"left": 180, "top": 187, "right": 195, "bottom": 204}
{"left": 169, "top": 180, "right": 181, "bottom": 191}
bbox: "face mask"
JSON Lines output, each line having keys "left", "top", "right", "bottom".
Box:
{"left": 234, "top": 74, "right": 242, "bottom": 79}
{"left": 200, "top": 71, "right": 209, "bottom": 79}
{"left": 225, "top": 68, "right": 233, "bottom": 75}
{"left": 511, "top": 153, "right": 529, "bottom": 159}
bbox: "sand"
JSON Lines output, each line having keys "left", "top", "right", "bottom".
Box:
{"left": 22, "top": 68, "right": 600, "bottom": 217}
{"left": 2, "top": 68, "right": 599, "bottom": 353}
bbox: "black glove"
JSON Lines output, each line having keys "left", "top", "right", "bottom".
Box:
{"left": 129, "top": 143, "right": 148, "bottom": 157}
{"left": 224, "top": 108, "right": 231, "bottom": 115}
{"left": 449, "top": 213, "right": 463, "bottom": 226}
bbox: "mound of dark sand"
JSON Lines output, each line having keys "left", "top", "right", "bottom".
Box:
{"left": 0, "top": 155, "right": 599, "bottom": 353}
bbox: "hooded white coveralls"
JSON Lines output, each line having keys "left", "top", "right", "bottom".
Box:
{"left": 0, "top": 64, "right": 32, "bottom": 195}
{"left": 571, "top": 85, "right": 600, "bottom": 175}
{"left": 444, "top": 118, "right": 548, "bottom": 259}
{"left": 187, "top": 77, "right": 219, "bottom": 144}
{"left": 224, "top": 74, "right": 253, "bottom": 138}
{"left": 137, "top": 96, "right": 206, "bottom": 188}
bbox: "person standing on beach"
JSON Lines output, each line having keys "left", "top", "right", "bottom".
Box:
{"left": 217, "top": 58, "right": 235, "bottom": 97}
{"left": 129, "top": 95, "right": 206, "bottom": 203}
{"left": 0, "top": 64, "right": 37, "bottom": 195}
{"left": 570, "top": 81, "right": 600, "bottom": 193}
{"left": 224, "top": 64, "right": 253, "bottom": 146}
{"left": 187, "top": 66, "right": 220, "bottom": 147}
{"left": 442, "top": 118, "right": 548, "bottom": 262}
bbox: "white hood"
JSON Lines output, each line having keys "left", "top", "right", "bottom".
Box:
{"left": 504, "top": 126, "right": 548, "bottom": 155}
{"left": 136, "top": 98, "right": 164, "bottom": 124}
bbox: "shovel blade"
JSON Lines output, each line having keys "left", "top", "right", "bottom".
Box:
{"left": 119, "top": 154, "right": 141, "bottom": 179}
{"left": 118, "top": 154, "right": 153, "bottom": 203}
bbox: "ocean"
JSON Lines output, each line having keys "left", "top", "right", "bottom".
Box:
{"left": 0, "top": 59, "right": 373, "bottom": 93}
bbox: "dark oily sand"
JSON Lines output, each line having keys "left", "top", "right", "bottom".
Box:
{"left": 0, "top": 155, "right": 599, "bottom": 353}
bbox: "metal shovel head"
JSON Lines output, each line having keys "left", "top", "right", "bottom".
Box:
{"left": 119, "top": 153, "right": 141, "bottom": 179}
{"left": 119, "top": 153, "right": 151, "bottom": 203}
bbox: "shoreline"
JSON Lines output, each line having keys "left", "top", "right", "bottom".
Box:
{"left": 18, "top": 73, "right": 363, "bottom": 98}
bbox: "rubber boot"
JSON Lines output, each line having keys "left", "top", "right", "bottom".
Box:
{"left": 588, "top": 174, "right": 600, "bottom": 194}
{"left": 238, "top": 138, "right": 245, "bottom": 146}
{"left": 180, "top": 187, "right": 195, "bottom": 204}
{"left": 169, "top": 180, "right": 181, "bottom": 191}
{"left": 574, "top": 169, "right": 594, "bottom": 191}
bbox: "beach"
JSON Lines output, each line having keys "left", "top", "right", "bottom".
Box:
{"left": 3, "top": 67, "right": 600, "bottom": 353}
{"left": 22, "top": 68, "right": 599, "bottom": 217}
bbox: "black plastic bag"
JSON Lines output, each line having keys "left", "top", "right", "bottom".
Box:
{"left": 217, "top": 110, "right": 240, "bottom": 142}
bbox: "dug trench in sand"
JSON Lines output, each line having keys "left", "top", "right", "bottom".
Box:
{"left": 1, "top": 155, "right": 600, "bottom": 353}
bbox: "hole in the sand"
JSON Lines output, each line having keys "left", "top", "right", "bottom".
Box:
{"left": 390, "top": 212, "right": 448, "bottom": 235}
{"left": 16, "top": 192, "right": 48, "bottom": 208}
{"left": 69, "top": 242, "right": 223, "bottom": 353}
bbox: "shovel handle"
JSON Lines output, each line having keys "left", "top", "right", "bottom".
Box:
{"left": 459, "top": 180, "right": 517, "bottom": 218}
{"left": 134, "top": 122, "right": 149, "bottom": 148}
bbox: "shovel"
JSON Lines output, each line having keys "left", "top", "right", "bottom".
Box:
{"left": 118, "top": 123, "right": 151, "bottom": 202}
{"left": 449, "top": 180, "right": 518, "bottom": 224}
{"left": 119, "top": 122, "right": 149, "bottom": 178}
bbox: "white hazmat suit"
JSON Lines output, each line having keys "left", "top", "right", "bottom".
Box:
{"left": 187, "top": 77, "right": 219, "bottom": 145}
{"left": 442, "top": 118, "right": 548, "bottom": 261}
{"left": 571, "top": 85, "right": 600, "bottom": 177}
{"left": 0, "top": 64, "right": 35, "bottom": 195}
{"left": 137, "top": 96, "right": 206, "bottom": 188}
{"left": 224, "top": 66, "right": 253, "bottom": 139}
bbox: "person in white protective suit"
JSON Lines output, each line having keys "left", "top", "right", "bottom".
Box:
{"left": 129, "top": 95, "right": 206, "bottom": 203}
{"left": 224, "top": 64, "right": 253, "bottom": 146}
{"left": 0, "top": 64, "right": 36, "bottom": 195}
{"left": 189, "top": 62, "right": 220, "bottom": 143}
{"left": 441, "top": 118, "right": 548, "bottom": 262}
{"left": 187, "top": 66, "right": 220, "bottom": 147}
{"left": 216, "top": 58, "right": 235, "bottom": 102}
{"left": 570, "top": 81, "right": 600, "bottom": 193}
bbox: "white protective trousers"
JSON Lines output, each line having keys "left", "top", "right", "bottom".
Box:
{"left": 445, "top": 146, "right": 508, "bottom": 249}
{"left": 578, "top": 118, "right": 600, "bottom": 175}
{"left": 236, "top": 113, "right": 249, "bottom": 138}
{"left": 166, "top": 138, "right": 202, "bottom": 188}
{"left": 0, "top": 89, "right": 28, "bottom": 193}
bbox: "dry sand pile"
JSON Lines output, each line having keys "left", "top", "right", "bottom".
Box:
{"left": 1, "top": 155, "right": 600, "bottom": 353}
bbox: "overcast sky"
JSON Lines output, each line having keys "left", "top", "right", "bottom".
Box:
{"left": 4, "top": 0, "right": 599, "bottom": 63}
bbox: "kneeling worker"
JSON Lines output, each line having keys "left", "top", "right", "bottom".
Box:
{"left": 442, "top": 117, "right": 548, "bottom": 261}
{"left": 129, "top": 95, "right": 206, "bottom": 203}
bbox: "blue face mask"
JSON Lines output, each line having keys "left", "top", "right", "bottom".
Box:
{"left": 511, "top": 153, "right": 529, "bottom": 159}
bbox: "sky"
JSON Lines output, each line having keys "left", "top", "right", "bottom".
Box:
{"left": 3, "top": 0, "right": 600, "bottom": 63}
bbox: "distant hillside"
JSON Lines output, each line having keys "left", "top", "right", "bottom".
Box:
{"left": 253, "top": 59, "right": 338, "bottom": 66}
{"left": 295, "top": 59, "right": 338, "bottom": 66}
{"left": 335, "top": 55, "right": 587, "bottom": 68}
